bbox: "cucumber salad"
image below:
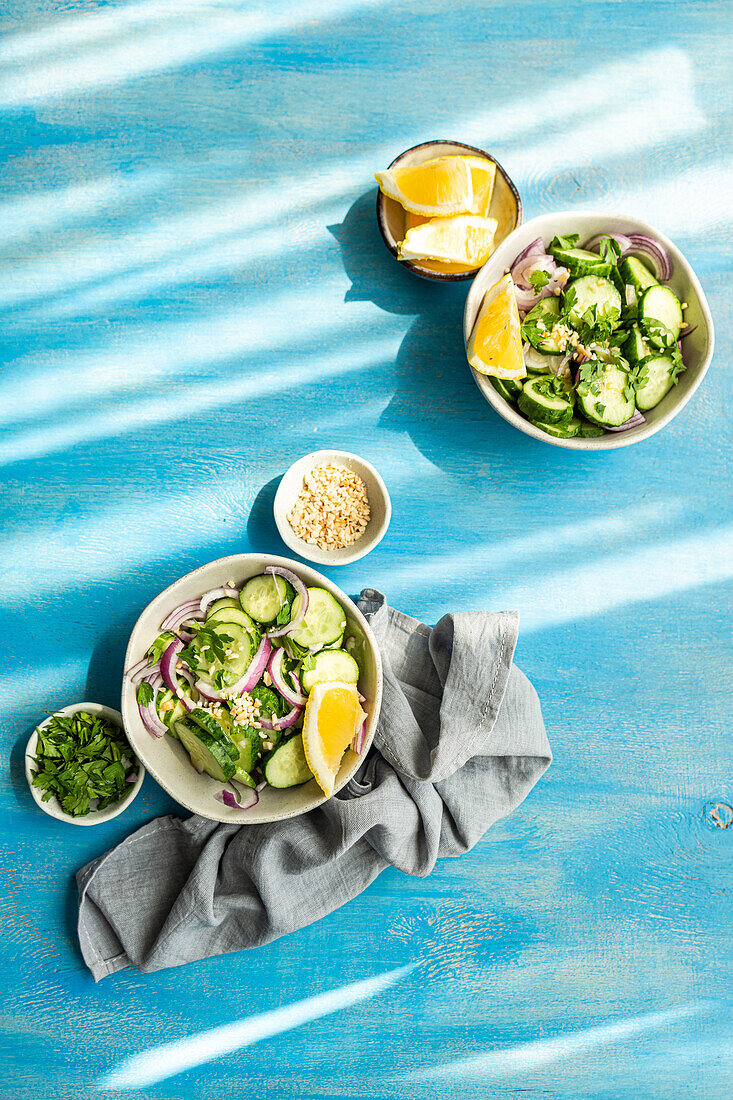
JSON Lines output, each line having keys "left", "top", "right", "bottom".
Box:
{"left": 127, "top": 567, "right": 365, "bottom": 810}
{"left": 496, "top": 230, "right": 691, "bottom": 438}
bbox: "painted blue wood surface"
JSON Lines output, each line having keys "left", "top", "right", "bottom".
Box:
{"left": 1, "top": 1, "right": 732, "bottom": 1097}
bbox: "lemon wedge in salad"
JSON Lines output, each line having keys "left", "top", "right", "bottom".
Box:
{"left": 398, "top": 214, "right": 498, "bottom": 267}
{"left": 467, "top": 273, "right": 526, "bottom": 380}
{"left": 301, "top": 681, "right": 366, "bottom": 798}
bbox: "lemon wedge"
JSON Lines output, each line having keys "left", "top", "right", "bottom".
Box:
{"left": 467, "top": 273, "right": 526, "bottom": 379}
{"left": 398, "top": 214, "right": 498, "bottom": 267}
{"left": 458, "top": 155, "right": 496, "bottom": 218}
{"left": 375, "top": 155, "right": 475, "bottom": 217}
{"left": 301, "top": 682, "right": 366, "bottom": 798}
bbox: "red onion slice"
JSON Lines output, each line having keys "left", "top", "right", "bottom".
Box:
{"left": 264, "top": 566, "right": 309, "bottom": 637}
{"left": 606, "top": 410, "right": 647, "bottom": 432}
{"left": 511, "top": 236, "right": 545, "bottom": 268}
{"left": 258, "top": 704, "right": 302, "bottom": 732}
{"left": 583, "top": 232, "right": 633, "bottom": 255}
{"left": 138, "top": 684, "right": 167, "bottom": 738}
{"left": 582, "top": 232, "right": 672, "bottom": 281}
{"left": 127, "top": 654, "right": 155, "bottom": 681}
{"left": 351, "top": 718, "right": 366, "bottom": 754}
{"left": 161, "top": 639, "right": 199, "bottom": 710}
{"left": 199, "top": 586, "right": 239, "bottom": 615}
{"left": 161, "top": 600, "right": 205, "bottom": 632}
{"left": 214, "top": 786, "right": 259, "bottom": 810}
{"left": 267, "top": 647, "right": 307, "bottom": 707}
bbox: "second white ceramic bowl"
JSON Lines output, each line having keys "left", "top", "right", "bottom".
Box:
{"left": 464, "top": 211, "right": 715, "bottom": 450}
{"left": 274, "top": 450, "right": 391, "bottom": 566}
{"left": 121, "top": 554, "right": 383, "bottom": 824}
{"left": 25, "top": 702, "right": 144, "bottom": 826}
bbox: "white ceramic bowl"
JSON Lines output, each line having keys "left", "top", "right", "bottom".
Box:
{"left": 464, "top": 211, "right": 715, "bottom": 450}
{"left": 376, "top": 138, "right": 522, "bottom": 281}
{"left": 274, "top": 450, "right": 391, "bottom": 566}
{"left": 121, "top": 554, "right": 383, "bottom": 824}
{"left": 25, "top": 702, "right": 144, "bottom": 826}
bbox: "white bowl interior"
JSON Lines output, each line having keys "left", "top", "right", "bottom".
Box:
{"left": 25, "top": 702, "right": 144, "bottom": 826}
{"left": 464, "top": 211, "right": 715, "bottom": 450}
{"left": 121, "top": 554, "right": 383, "bottom": 824}
{"left": 274, "top": 450, "right": 391, "bottom": 566}
{"left": 378, "top": 139, "right": 521, "bottom": 279}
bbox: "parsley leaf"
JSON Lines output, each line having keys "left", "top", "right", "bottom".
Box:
{"left": 549, "top": 232, "right": 580, "bottom": 252}
{"left": 528, "top": 269, "right": 551, "bottom": 291}
{"left": 147, "top": 631, "right": 177, "bottom": 665}
{"left": 136, "top": 682, "right": 154, "bottom": 707}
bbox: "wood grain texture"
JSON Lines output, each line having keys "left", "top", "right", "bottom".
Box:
{"left": 1, "top": 1, "right": 732, "bottom": 1097}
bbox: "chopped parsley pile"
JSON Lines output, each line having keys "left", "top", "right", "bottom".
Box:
{"left": 30, "top": 710, "right": 138, "bottom": 818}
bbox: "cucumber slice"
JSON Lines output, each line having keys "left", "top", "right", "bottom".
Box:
{"left": 564, "top": 275, "right": 622, "bottom": 330}
{"left": 522, "top": 297, "right": 565, "bottom": 354}
{"left": 518, "top": 376, "right": 574, "bottom": 424}
{"left": 578, "top": 418, "right": 606, "bottom": 438}
{"left": 619, "top": 256, "right": 658, "bottom": 294}
{"left": 232, "top": 725, "right": 262, "bottom": 774}
{"left": 176, "top": 717, "right": 236, "bottom": 782}
{"left": 194, "top": 622, "right": 253, "bottom": 686}
{"left": 263, "top": 734, "right": 313, "bottom": 789}
{"left": 206, "top": 606, "right": 259, "bottom": 634}
{"left": 289, "top": 588, "right": 346, "bottom": 649}
{"left": 301, "top": 649, "right": 360, "bottom": 693}
{"left": 623, "top": 324, "right": 652, "bottom": 366}
{"left": 634, "top": 354, "right": 678, "bottom": 411}
{"left": 530, "top": 416, "right": 580, "bottom": 439}
{"left": 576, "top": 361, "right": 635, "bottom": 426}
{"left": 206, "top": 597, "right": 240, "bottom": 616}
{"left": 638, "top": 285, "right": 683, "bottom": 348}
{"left": 239, "top": 574, "right": 294, "bottom": 625}
{"left": 524, "top": 344, "right": 560, "bottom": 374}
{"left": 189, "top": 708, "right": 238, "bottom": 761}
{"left": 550, "top": 245, "right": 611, "bottom": 277}
{"left": 491, "top": 376, "right": 522, "bottom": 402}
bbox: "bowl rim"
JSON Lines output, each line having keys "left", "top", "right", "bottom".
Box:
{"left": 121, "top": 552, "right": 384, "bottom": 823}
{"left": 273, "top": 449, "right": 392, "bottom": 566}
{"left": 376, "top": 138, "right": 522, "bottom": 282}
{"left": 25, "top": 701, "right": 144, "bottom": 826}
{"left": 463, "top": 210, "right": 716, "bottom": 450}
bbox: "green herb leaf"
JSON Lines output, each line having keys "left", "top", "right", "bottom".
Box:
{"left": 136, "top": 682, "right": 154, "bottom": 707}
{"left": 549, "top": 232, "right": 579, "bottom": 252}
{"left": 528, "top": 269, "right": 551, "bottom": 291}
{"left": 147, "top": 631, "right": 177, "bottom": 665}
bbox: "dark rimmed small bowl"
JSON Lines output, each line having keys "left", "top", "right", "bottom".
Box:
{"left": 376, "top": 139, "right": 522, "bottom": 282}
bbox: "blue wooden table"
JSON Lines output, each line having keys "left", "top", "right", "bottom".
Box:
{"left": 2, "top": 2, "right": 732, "bottom": 1097}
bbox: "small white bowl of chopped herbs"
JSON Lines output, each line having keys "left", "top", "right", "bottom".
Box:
{"left": 464, "top": 211, "right": 715, "bottom": 450}
{"left": 25, "top": 702, "right": 144, "bottom": 826}
{"left": 274, "top": 450, "right": 391, "bottom": 566}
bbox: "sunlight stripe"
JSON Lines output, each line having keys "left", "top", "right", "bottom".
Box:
{"left": 414, "top": 1003, "right": 705, "bottom": 1080}
{"left": 98, "top": 964, "right": 413, "bottom": 1089}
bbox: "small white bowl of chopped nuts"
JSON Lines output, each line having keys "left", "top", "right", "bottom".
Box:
{"left": 274, "top": 450, "right": 391, "bottom": 566}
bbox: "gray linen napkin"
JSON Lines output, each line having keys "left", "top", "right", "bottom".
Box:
{"left": 77, "top": 590, "right": 551, "bottom": 980}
